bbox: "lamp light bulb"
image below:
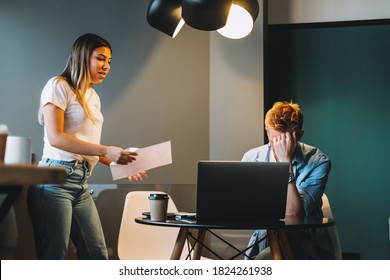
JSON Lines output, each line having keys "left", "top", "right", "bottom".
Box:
{"left": 217, "top": 4, "right": 254, "bottom": 39}
{"left": 172, "top": 18, "right": 185, "bottom": 38}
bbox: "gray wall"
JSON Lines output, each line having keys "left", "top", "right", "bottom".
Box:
{"left": 0, "top": 0, "right": 264, "bottom": 185}
{"left": 268, "top": 0, "right": 390, "bottom": 24}
{"left": 3, "top": 0, "right": 388, "bottom": 260}
{"left": 210, "top": 17, "right": 264, "bottom": 160}
{"left": 0, "top": 0, "right": 264, "bottom": 259}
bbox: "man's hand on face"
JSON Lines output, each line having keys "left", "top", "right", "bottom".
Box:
{"left": 270, "top": 130, "right": 297, "bottom": 163}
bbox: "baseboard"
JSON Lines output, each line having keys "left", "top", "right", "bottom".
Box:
{"left": 342, "top": 252, "right": 361, "bottom": 260}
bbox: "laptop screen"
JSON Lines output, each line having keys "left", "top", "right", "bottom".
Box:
{"left": 196, "top": 161, "right": 289, "bottom": 225}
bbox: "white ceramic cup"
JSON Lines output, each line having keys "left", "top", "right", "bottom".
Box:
{"left": 4, "top": 136, "right": 32, "bottom": 164}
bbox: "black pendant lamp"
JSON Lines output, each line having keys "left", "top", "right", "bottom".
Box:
{"left": 218, "top": 0, "right": 260, "bottom": 39}
{"left": 182, "top": 0, "right": 234, "bottom": 31}
{"left": 147, "top": 0, "right": 185, "bottom": 38}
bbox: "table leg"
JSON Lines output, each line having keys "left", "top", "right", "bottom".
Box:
{"left": 267, "top": 229, "right": 294, "bottom": 260}
{"left": 267, "top": 229, "right": 283, "bottom": 260}
{"left": 171, "top": 227, "right": 189, "bottom": 260}
{"left": 192, "top": 229, "right": 206, "bottom": 260}
{"left": 278, "top": 229, "right": 294, "bottom": 259}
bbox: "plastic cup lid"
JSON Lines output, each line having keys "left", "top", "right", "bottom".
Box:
{"left": 148, "top": 193, "right": 169, "bottom": 200}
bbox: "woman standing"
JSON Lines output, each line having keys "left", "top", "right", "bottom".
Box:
{"left": 28, "top": 33, "right": 144, "bottom": 259}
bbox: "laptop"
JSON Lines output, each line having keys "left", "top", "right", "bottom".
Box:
{"left": 196, "top": 161, "right": 289, "bottom": 225}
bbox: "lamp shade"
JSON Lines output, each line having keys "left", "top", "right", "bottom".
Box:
{"left": 147, "top": 0, "right": 185, "bottom": 38}
{"left": 182, "top": 0, "right": 234, "bottom": 31}
{"left": 217, "top": 0, "right": 259, "bottom": 39}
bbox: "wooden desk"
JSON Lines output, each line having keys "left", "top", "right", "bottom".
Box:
{"left": 0, "top": 164, "right": 67, "bottom": 224}
{"left": 135, "top": 215, "right": 335, "bottom": 260}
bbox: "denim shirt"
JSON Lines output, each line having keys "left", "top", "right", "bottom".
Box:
{"left": 241, "top": 142, "right": 331, "bottom": 218}
{"left": 242, "top": 143, "right": 341, "bottom": 259}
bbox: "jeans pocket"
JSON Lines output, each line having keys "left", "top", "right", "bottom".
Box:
{"left": 40, "top": 159, "right": 75, "bottom": 176}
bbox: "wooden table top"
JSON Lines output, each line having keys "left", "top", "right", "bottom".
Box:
{"left": 0, "top": 164, "right": 67, "bottom": 185}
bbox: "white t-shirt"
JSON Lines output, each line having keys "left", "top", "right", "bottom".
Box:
{"left": 39, "top": 76, "right": 104, "bottom": 170}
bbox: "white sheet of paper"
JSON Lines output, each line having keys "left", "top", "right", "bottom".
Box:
{"left": 110, "top": 141, "right": 172, "bottom": 180}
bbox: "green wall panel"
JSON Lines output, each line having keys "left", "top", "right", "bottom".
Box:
{"left": 267, "top": 22, "right": 390, "bottom": 259}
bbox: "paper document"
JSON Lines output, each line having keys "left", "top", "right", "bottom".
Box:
{"left": 110, "top": 141, "right": 172, "bottom": 180}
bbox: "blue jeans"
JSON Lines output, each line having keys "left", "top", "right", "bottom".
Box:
{"left": 27, "top": 159, "right": 108, "bottom": 260}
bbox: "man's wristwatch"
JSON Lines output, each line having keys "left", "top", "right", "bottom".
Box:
{"left": 288, "top": 172, "right": 295, "bottom": 183}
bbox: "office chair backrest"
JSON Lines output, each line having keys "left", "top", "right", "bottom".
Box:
{"left": 117, "top": 191, "right": 190, "bottom": 260}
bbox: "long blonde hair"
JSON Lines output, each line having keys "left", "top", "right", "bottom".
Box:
{"left": 60, "top": 33, "right": 111, "bottom": 121}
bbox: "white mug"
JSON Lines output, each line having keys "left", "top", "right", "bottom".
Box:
{"left": 5, "top": 136, "right": 32, "bottom": 164}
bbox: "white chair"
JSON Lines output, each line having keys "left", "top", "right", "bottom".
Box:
{"left": 117, "top": 191, "right": 192, "bottom": 260}
{"left": 321, "top": 193, "right": 342, "bottom": 259}
{"left": 321, "top": 193, "right": 334, "bottom": 219}
{"left": 95, "top": 188, "right": 131, "bottom": 259}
